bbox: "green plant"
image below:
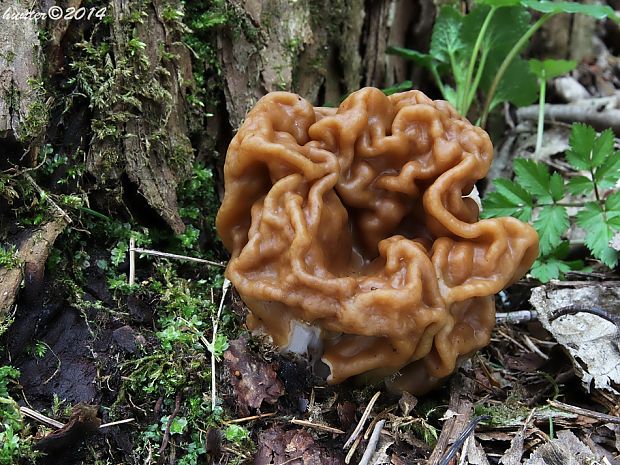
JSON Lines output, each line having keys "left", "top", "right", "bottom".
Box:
{"left": 388, "top": 0, "right": 617, "bottom": 124}
{"left": 0, "top": 245, "right": 19, "bottom": 269}
{"left": 528, "top": 59, "right": 576, "bottom": 154}
{"left": 482, "top": 123, "right": 620, "bottom": 282}
{"left": 0, "top": 366, "right": 38, "bottom": 464}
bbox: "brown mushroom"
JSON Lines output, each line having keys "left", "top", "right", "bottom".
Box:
{"left": 216, "top": 87, "right": 538, "bottom": 394}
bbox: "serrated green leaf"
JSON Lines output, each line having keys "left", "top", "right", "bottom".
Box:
{"left": 530, "top": 257, "right": 572, "bottom": 282}
{"left": 549, "top": 172, "right": 564, "bottom": 202}
{"left": 591, "top": 128, "right": 615, "bottom": 167}
{"left": 481, "top": 179, "right": 533, "bottom": 221}
{"left": 528, "top": 59, "right": 576, "bottom": 80}
{"left": 576, "top": 202, "right": 619, "bottom": 267}
{"left": 430, "top": 7, "right": 466, "bottom": 64}
{"left": 566, "top": 175, "right": 592, "bottom": 195}
{"left": 606, "top": 191, "right": 620, "bottom": 213}
{"left": 534, "top": 205, "right": 569, "bottom": 255}
{"left": 566, "top": 123, "right": 597, "bottom": 170}
{"left": 514, "top": 158, "right": 553, "bottom": 201}
{"left": 521, "top": 0, "right": 619, "bottom": 21}
{"left": 594, "top": 150, "right": 620, "bottom": 188}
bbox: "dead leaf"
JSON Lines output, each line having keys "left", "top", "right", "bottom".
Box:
{"left": 253, "top": 427, "right": 343, "bottom": 465}
{"left": 530, "top": 285, "right": 620, "bottom": 394}
{"left": 224, "top": 337, "right": 284, "bottom": 415}
{"left": 524, "top": 430, "right": 599, "bottom": 465}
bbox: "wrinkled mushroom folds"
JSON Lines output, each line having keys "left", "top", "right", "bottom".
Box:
{"left": 216, "top": 88, "right": 538, "bottom": 393}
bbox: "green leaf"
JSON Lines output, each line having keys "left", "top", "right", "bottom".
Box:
{"left": 387, "top": 46, "right": 434, "bottom": 68}
{"left": 443, "top": 86, "right": 459, "bottom": 108}
{"left": 477, "top": 0, "right": 521, "bottom": 5}
{"left": 576, "top": 201, "right": 619, "bottom": 268}
{"left": 530, "top": 257, "right": 573, "bottom": 282}
{"left": 533, "top": 205, "right": 569, "bottom": 255}
{"left": 591, "top": 128, "right": 615, "bottom": 167}
{"left": 566, "top": 123, "right": 597, "bottom": 170}
{"left": 382, "top": 81, "right": 413, "bottom": 96}
{"left": 566, "top": 175, "right": 593, "bottom": 195}
{"left": 481, "top": 179, "right": 533, "bottom": 221}
{"left": 484, "top": 57, "right": 538, "bottom": 110}
{"left": 430, "top": 6, "right": 466, "bottom": 64}
{"left": 594, "top": 150, "right": 620, "bottom": 188}
{"left": 549, "top": 172, "right": 564, "bottom": 202}
{"left": 224, "top": 425, "right": 249, "bottom": 443}
{"left": 606, "top": 191, "right": 620, "bottom": 213}
{"left": 528, "top": 59, "right": 576, "bottom": 80}
{"left": 514, "top": 158, "right": 553, "bottom": 201}
{"left": 521, "top": 0, "right": 620, "bottom": 21}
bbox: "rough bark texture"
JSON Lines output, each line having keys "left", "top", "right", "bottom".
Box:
{"left": 0, "top": 0, "right": 46, "bottom": 148}
{"left": 217, "top": 0, "right": 434, "bottom": 128}
{"left": 85, "top": 0, "right": 195, "bottom": 233}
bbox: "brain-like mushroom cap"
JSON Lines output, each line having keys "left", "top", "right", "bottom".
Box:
{"left": 216, "top": 87, "right": 539, "bottom": 394}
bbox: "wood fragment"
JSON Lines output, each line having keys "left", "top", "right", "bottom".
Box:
{"left": 132, "top": 246, "right": 226, "bottom": 267}
{"left": 517, "top": 102, "right": 620, "bottom": 134}
{"left": 496, "top": 310, "right": 539, "bottom": 324}
{"left": 357, "top": 419, "right": 385, "bottom": 465}
{"left": 99, "top": 418, "right": 135, "bottom": 428}
{"left": 548, "top": 400, "right": 620, "bottom": 425}
{"left": 290, "top": 419, "right": 345, "bottom": 434}
{"left": 20, "top": 406, "right": 64, "bottom": 429}
{"left": 344, "top": 391, "right": 381, "bottom": 449}
{"left": 225, "top": 413, "right": 276, "bottom": 424}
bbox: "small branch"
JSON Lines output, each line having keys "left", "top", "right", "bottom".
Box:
{"left": 357, "top": 419, "right": 385, "bottom": 465}
{"left": 290, "top": 419, "right": 345, "bottom": 434}
{"left": 496, "top": 310, "right": 538, "bottom": 324}
{"left": 344, "top": 391, "right": 382, "bottom": 449}
{"left": 225, "top": 412, "right": 276, "bottom": 424}
{"left": 551, "top": 306, "right": 620, "bottom": 328}
{"left": 128, "top": 238, "right": 136, "bottom": 285}
{"left": 132, "top": 247, "right": 226, "bottom": 267}
{"left": 20, "top": 406, "right": 64, "bottom": 429}
{"left": 99, "top": 418, "right": 135, "bottom": 428}
{"left": 548, "top": 400, "right": 620, "bottom": 425}
{"left": 211, "top": 279, "right": 232, "bottom": 409}
{"left": 517, "top": 103, "right": 620, "bottom": 134}
{"left": 23, "top": 173, "right": 72, "bottom": 224}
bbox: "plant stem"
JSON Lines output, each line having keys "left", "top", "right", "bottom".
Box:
{"left": 535, "top": 74, "right": 546, "bottom": 158}
{"left": 461, "top": 6, "right": 497, "bottom": 115}
{"left": 465, "top": 48, "right": 490, "bottom": 116}
{"left": 431, "top": 65, "right": 447, "bottom": 99}
{"left": 480, "top": 12, "right": 555, "bottom": 127}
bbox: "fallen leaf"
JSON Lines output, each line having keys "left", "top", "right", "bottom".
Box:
{"left": 224, "top": 337, "right": 284, "bottom": 415}
{"left": 253, "top": 427, "right": 343, "bottom": 465}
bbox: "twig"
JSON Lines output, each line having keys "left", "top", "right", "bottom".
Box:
{"left": 128, "top": 238, "right": 136, "bottom": 285}
{"left": 496, "top": 310, "right": 538, "bottom": 324}
{"left": 23, "top": 173, "right": 72, "bottom": 224}
{"left": 548, "top": 400, "right": 620, "bottom": 425}
{"left": 550, "top": 306, "right": 620, "bottom": 328}
{"left": 280, "top": 456, "right": 304, "bottom": 465}
{"left": 19, "top": 406, "right": 64, "bottom": 429}
{"left": 357, "top": 419, "right": 385, "bottom": 465}
{"left": 99, "top": 418, "right": 135, "bottom": 428}
{"left": 517, "top": 102, "right": 620, "bottom": 134}
{"left": 290, "top": 419, "right": 345, "bottom": 434}
{"left": 344, "top": 391, "right": 381, "bottom": 449}
{"left": 225, "top": 412, "right": 276, "bottom": 424}
{"left": 158, "top": 392, "right": 182, "bottom": 457}
{"left": 522, "top": 334, "right": 549, "bottom": 360}
{"left": 132, "top": 246, "right": 225, "bottom": 267}
{"left": 211, "top": 279, "right": 232, "bottom": 409}
{"left": 436, "top": 416, "right": 490, "bottom": 465}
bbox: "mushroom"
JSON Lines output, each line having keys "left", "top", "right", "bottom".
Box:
{"left": 216, "top": 87, "right": 538, "bottom": 394}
